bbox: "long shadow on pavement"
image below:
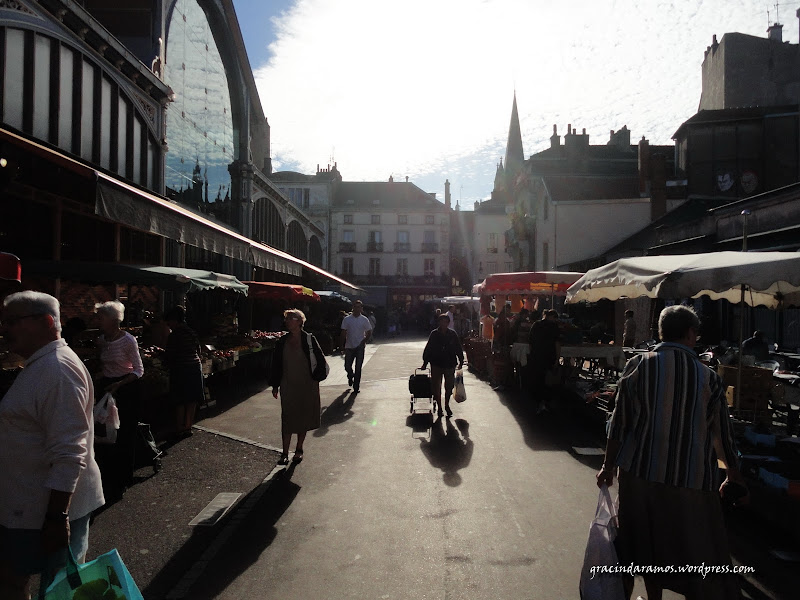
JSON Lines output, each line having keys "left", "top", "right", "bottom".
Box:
{"left": 409, "top": 415, "right": 474, "bottom": 486}
{"left": 180, "top": 464, "right": 302, "bottom": 600}
{"left": 314, "top": 390, "right": 355, "bottom": 437}
{"left": 481, "top": 374, "right": 607, "bottom": 471}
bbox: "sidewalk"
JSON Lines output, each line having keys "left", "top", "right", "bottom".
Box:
{"left": 86, "top": 429, "right": 281, "bottom": 600}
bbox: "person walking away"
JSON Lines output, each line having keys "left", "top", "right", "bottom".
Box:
{"left": 422, "top": 313, "right": 464, "bottom": 417}
{"left": 164, "top": 306, "right": 204, "bottom": 438}
{"left": 622, "top": 309, "right": 636, "bottom": 347}
{"left": 366, "top": 310, "right": 377, "bottom": 339}
{"left": 94, "top": 301, "right": 144, "bottom": 500}
{"left": 339, "top": 300, "right": 372, "bottom": 393}
{"left": 597, "top": 305, "right": 746, "bottom": 600}
{"left": 445, "top": 305, "right": 456, "bottom": 331}
{"left": 528, "top": 309, "right": 560, "bottom": 414}
{"left": 268, "top": 309, "right": 324, "bottom": 465}
{"left": 0, "top": 292, "right": 104, "bottom": 600}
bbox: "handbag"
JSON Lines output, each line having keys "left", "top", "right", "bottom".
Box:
{"left": 454, "top": 369, "right": 467, "bottom": 403}
{"left": 307, "top": 333, "right": 330, "bottom": 381}
{"left": 93, "top": 392, "right": 120, "bottom": 445}
{"left": 579, "top": 485, "right": 625, "bottom": 600}
{"left": 40, "top": 547, "right": 143, "bottom": 600}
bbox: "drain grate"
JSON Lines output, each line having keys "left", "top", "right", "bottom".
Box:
{"left": 188, "top": 492, "right": 242, "bottom": 526}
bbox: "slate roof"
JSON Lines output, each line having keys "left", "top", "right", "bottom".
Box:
{"left": 542, "top": 175, "right": 642, "bottom": 202}
{"left": 673, "top": 105, "right": 799, "bottom": 138}
{"left": 333, "top": 181, "right": 446, "bottom": 210}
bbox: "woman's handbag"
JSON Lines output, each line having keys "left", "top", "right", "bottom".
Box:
{"left": 579, "top": 485, "right": 625, "bottom": 599}
{"left": 307, "top": 332, "right": 330, "bottom": 381}
{"left": 94, "top": 392, "right": 120, "bottom": 444}
{"left": 40, "top": 547, "right": 143, "bottom": 600}
{"left": 454, "top": 369, "right": 467, "bottom": 403}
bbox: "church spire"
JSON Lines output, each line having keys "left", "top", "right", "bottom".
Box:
{"left": 504, "top": 92, "right": 524, "bottom": 181}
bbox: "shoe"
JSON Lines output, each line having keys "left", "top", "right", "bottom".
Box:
{"left": 445, "top": 406, "right": 453, "bottom": 417}
{"left": 277, "top": 453, "right": 289, "bottom": 466}
{"left": 347, "top": 376, "right": 353, "bottom": 387}
{"left": 353, "top": 387, "right": 359, "bottom": 393}
{"left": 437, "top": 408, "right": 444, "bottom": 417}
{"left": 293, "top": 449, "right": 304, "bottom": 463}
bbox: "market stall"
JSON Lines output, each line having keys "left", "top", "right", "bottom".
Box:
{"left": 470, "top": 271, "right": 584, "bottom": 383}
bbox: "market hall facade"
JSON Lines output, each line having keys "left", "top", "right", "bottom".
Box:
{"left": 0, "top": 0, "right": 340, "bottom": 321}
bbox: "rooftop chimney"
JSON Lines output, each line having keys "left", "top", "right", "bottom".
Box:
{"left": 768, "top": 22, "right": 783, "bottom": 41}
{"left": 550, "top": 124, "right": 560, "bottom": 150}
{"left": 389, "top": 175, "right": 394, "bottom": 182}
{"left": 445, "top": 179, "right": 451, "bottom": 209}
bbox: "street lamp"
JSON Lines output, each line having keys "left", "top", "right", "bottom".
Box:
{"left": 736, "top": 209, "right": 752, "bottom": 414}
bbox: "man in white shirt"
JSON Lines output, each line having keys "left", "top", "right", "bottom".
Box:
{"left": 445, "top": 305, "right": 456, "bottom": 331}
{"left": 0, "top": 292, "right": 104, "bottom": 599}
{"left": 339, "top": 300, "right": 372, "bottom": 393}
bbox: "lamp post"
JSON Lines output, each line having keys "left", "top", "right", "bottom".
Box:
{"left": 736, "top": 209, "right": 751, "bottom": 414}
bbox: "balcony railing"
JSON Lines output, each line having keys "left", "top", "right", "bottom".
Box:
{"left": 421, "top": 242, "right": 439, "bottom": 253}
{"left": 367, "top": 241, "right": 384, "bottom": 252}
{"left": 339, "top": 242, "right": 356, "bottom": 252}
{"left": 394, "top": 242, "right": 411, "bottom": 252}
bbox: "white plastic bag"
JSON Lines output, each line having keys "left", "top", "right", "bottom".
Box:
{"left": 579, "top": 485, "right": 625, "bottom": 600}
{"left": 454, "top": 369, "right": 467, "bottom": 403}
{"left": 94, "top": 392, "right": 120, "bottom": 445}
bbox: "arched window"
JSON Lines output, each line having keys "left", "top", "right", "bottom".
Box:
{"left": 252, "top": 198, "right": 285, "bottom": 249}
{"left": 164, "top": 0, "right": 236, "bottom": 213}
{"left": 287, "top": 221, "right": 307, "bottom": 260}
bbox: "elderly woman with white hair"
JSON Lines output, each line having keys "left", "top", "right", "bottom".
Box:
{"left": 268, "top": 308, "right": 326, "bottom": 465}
{"left": 94, "top": 300, "right": 144, "bottom": 500}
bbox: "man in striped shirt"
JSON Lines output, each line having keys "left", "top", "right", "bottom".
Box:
{"left": 597, "top": 305, "right": 746, "bottom": 600}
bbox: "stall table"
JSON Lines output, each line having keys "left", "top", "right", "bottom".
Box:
{"left": 560, "top": 344, "right": 627, "bottom": 377}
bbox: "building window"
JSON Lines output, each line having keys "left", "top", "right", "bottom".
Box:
{"left": 488, "top": 232, "right": 498, "bottom": 252}
{"left": 505, "top": 262, "right": 513, "bottom": 272}
{"left": 369, "top": 231, "right": 382, "bottom": 243}
{"left": 487, "top": 261, "right": 497, "bottom": 274}
{"left": 424, "top": 258, "right": 435, "bottom": 275}
{"left": 344, "top": 214, "right": 353, "bottom": 224}
{"left": 303, "top": 188, "right": 310, "bottom": 209}
{"left": 397, "top": 258, "right": 408, "bottom": 275}
{"left": 424, "top": 230, "right": 435, "bottom": 243}
{"left": 369, "top": 258, "right": 381, "bottom": 275}
{"left": 543, "top": 242, "right": 549, "bottom": 269}
{"left": 342, "top": 257, "right": 353, "bottom": 275}
{"left": 343, "top": 230, "right": 354, "bottom": 242}
{"left": 371, "top": 214, "right": 381, "bottom": 224}
{"left": 397, "top": 231, "right": 409, "bottom": 243}
{"left": 398, "top": 215, "right": 408, "bottom": 224}
{"left": 425, "top": 214, "right": 434, "bottom": 224}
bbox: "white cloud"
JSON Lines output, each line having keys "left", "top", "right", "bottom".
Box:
{"left": 253, "top": 0, "right": 791, "bottom": 202}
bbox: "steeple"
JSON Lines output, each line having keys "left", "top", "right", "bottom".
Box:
{"left": 504, "top": 92, "right": 524, "bottom": 181}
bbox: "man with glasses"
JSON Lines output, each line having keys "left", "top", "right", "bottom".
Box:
{"left": 0, "top": 292, "right": 104, "bottom": 599}
{"left": 339, "top": 300, "right": 372, "bottom": 393}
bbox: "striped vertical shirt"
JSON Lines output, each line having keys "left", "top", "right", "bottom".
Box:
{"left": 608, "top": 342, "right": 739, "bottom": 491}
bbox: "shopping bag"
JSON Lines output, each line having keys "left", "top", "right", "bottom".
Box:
{"left": 41, "top": 548, "right": 143, "bottom": 600}
{"left": 579, "top": 485, "right": 625, "bottom": 600}
{"left": 93, "top": 393, "right": 120, "bottom": 445}
{"left": 454, "top": 369, "right": 467, "bottom": 403}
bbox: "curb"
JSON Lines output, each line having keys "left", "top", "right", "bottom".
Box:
{"left": 164, "top": 428, "right": 284, "bottom": 599}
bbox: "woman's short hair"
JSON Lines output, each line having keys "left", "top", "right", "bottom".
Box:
{"left": 94, "top": 300, "right": 125, "bottom": 324}
{"left": 4, "top": 291, "right": 62, "bottom": 333}
{"left": 164, "top": 305, "right": 187, "bottom": 323}
{"left": 284, "top": 308, "right": 306, "bottom": 324}
{"left": 658, "top": 305, "right": 700, "bottom": 342}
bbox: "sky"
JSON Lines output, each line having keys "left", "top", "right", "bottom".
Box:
{"left": 232, "top": 0, "right": 797, "bottom": 207}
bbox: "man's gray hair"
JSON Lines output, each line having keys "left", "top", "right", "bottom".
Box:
{"left": 3, "top": 291, "right": 62, "bottom": 333}
{"left": 95, "top": 300, "right": 125, "bottom": 323}
{"left": 658, "top": 305, "right": 700, "bottom": 342}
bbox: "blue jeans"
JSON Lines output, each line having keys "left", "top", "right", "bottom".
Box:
{"left": 344, "top": 345, "right": 366, "bottom": 390}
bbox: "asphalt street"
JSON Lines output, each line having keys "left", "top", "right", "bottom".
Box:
{"left": 83, "top": 335, "right": 798, "bottom": 600}
{"left": 188, "top": 337, "right": 653, "bottom": 600}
